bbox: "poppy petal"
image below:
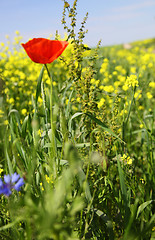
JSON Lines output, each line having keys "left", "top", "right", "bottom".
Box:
{"left": 21, "top": 38, "right": 69, "bottom": 64}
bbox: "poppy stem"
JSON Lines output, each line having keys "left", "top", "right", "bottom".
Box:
{"left": 44, "top": 64, "right": 53, "bottom": 111}
{"left": 44, "top": 64, "right": 57, "bottom": 177}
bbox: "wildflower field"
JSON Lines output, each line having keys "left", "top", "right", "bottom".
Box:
{"left": 0, "top": 1, "right": 155, "bottom": 239}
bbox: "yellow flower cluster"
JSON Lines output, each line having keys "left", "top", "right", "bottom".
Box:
{"left": 37, "top": 129, "right": 43, "bottom": 137}
{"left": 149, "top": 82, "right": 155, "bottom": 88}
{"left": 40, "top": 174, "right": 53, "bottom": 191}
{"left": 124, "top": 75, "right": 139, "bottom": 89}
{"left": 0, "top": 33, "right": 154, "bottom": 131}
{"left": 45, "top": 174, "right": 53, "bottom": 184}
{"left": 121, "top": 154, "right": 132, "bottom": 165}
{"left": 146, "top": 92, "right": 153, "bottom": 99}
{"left": 103, "top": 85, "right": 114, "bottom": 93}
{"left": 90, "top": 78, "right": 100, "bottom": 87}
{"left": 97, "top": 98, "right": 105, "bottom": 108}
{"left": 100, "top": 58, "right": 109, "bottom": 73}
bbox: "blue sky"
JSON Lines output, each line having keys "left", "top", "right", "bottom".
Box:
{"left": 0, "top": 0, "right": 155, "bottom": 47}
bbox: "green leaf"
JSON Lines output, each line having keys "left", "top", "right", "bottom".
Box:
{"left": 4, "top": 144, "right": 13, "bottom": 175}
{"left": 12, "top": 138, "right": 28, "bottom": 169}
{"left": 117, "top": 155, "right": 130, "bottom": 227}
{"left": 56, "top": 159, "right": 69, "bottom": 166}
{"left": 35, "top": 66, "right": 44, "bottom": 106}
{"left": 8, "top": 109, "right": 21, "bottom": 132}
{"left": 69, "top": 112, "right": 83, "bottom": 132}
{"left": 75, "top": 142, "right": 97, "bottom": 148}
{"left": 95, "top": 209, "right": 114, "bottom": 240}
{"left": 4, "top": 131, "right": 13, "bottom": 174}
{"left": 0, "top": 217, "right": 23, "bottom": 231}
{"left": 70, "top": 112, "right": 83, "bottom": 120}
{"left": 77, "top": 167, "right": 92, "bottom": 203}
{"left": 66, "top": 89, "right": 74, "bottom": 118}
{"left": 85, "top": 112, "right": 124, "bottom": 143}
{"left": 136, "top": 200, "right": 154, "bottom": 219}
{"left": 21, "top": 114, "right": 32, "bottom": 137}
{"left": 64, "top": 142, "right": 92, "bottom": 202}
{"left": 141, "top": 214, "right": 155, "bottom": 236}
{"left": 117, "top": 159, "right": 127, "bottom": 198}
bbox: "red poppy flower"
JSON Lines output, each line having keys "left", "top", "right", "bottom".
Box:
{"left": 21, "top": 38, "right": 69, "bottom": 64}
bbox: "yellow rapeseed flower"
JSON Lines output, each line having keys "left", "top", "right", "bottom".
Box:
{"left": 40, "top": 182, "right": 44, "bottom": 191}
{"left": 130, "top": 67, "right": 136, "bottom": 73}
{"left": 45, "top": 174, "right": 53, "bottom": 184}
{"left": 146, "top": 92, "right": 153, "bottom": 99}
{"left": 148, "top": 62, "right": 153, "bottom": 68}
{"left": 0, "top": 168, "right": 3, "bottom": 175}
{"left": 76, "top": 97, "right": 81, "bottom": 103}
{"left": 114, "top": 81, "right": 121, "bottom": 88}
{"left": 38, "top": 96, "right": 43, "bottom": 104}
{"left": 134, "top": 90, "right": 142, "bottom": 100}
{"left": 103, "top": 85, "right": 114, "bottom": 93}
{"left": 97, "top": 98, "right": 105, "bottom": 108}
{"left": 122, "top": 84, "right": 129, "bottom": 91}
{"left": 21, "top": 109, "right": 27, "bottom": 115}
{"left": 138, "top": 106, "right": 144, "bottom": 110}
{"left": 90, "top": 78, "right": 96, "bottom": 84}
{"left": 99, "top": 85, "right": 104, "bottom": 90}
{"left": 66, "top": 99, "right": 69, "bottom": 105}
{"left": 140, "top": 123, "right": 144, "bottom": 128}
{"left": 4, "top": 120, "right": 9, "bottom": 125}
{"left": 46, "top": 79, "right": 51, "bottom": 85}
{"left": 115, "top": 65, "right": 123, "bottom": 72}
{"left": 125, "top": 75, "right": 139, "bottom": 88}
{"left": 37, "top": 129, "right": 43, "bottom": 137}
{"left": 8, "top": 98, "right": 14, "bottom": 104}
{"left": 118, "top": 75, "right": 126, "bottom": 83}
{"left": 149, "top": 82, "right": 155, "bottom": 88}
{"left": 112, "top": 71, "right": 117, "bottom": 76}
{"left": 95, "top": 80, "right": 100, "bottom": 86}
{"left": 53, "top": 81, "right": 57, "bottom": 86}
{"left": 121, "top": 154, "right": 132, "bottom": 165}
{"left": 100, "top": 61, "right": 109, "bottom": 73}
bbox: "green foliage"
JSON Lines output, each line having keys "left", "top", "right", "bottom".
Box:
{"left": 0, "top": 0, "right": 155, "bottom": 239}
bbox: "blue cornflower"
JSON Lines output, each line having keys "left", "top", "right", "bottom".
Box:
{"left": 0, "top": 172, "right": 24, "bottom": 196}
{"left": 0, "top": 178, "right": 4, "bottom": 195}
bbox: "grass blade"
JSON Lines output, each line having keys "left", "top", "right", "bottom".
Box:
{"left": 116, "top": 153, "right": 130, "bottom": 227}
{"left": 35, "top": 66, "right": 44, "bottom": 106}
{"left": 86, "top": 112, "right": 125, "bottom": 143}
{"left": 136, "top": 200, "right": 154, "bottom": 219}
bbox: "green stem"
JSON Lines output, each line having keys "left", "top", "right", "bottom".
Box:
{"left": 125, "top": 86, "right": 136, "bottom": 124}
{"left": 44, "top": 64, "right": 53, "bottom": 126}
{"left": 122, "top": 86, "right": 136, "bottom": 147}
{"left": 44, "top": 64, "right": 57, "bottom": 177}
